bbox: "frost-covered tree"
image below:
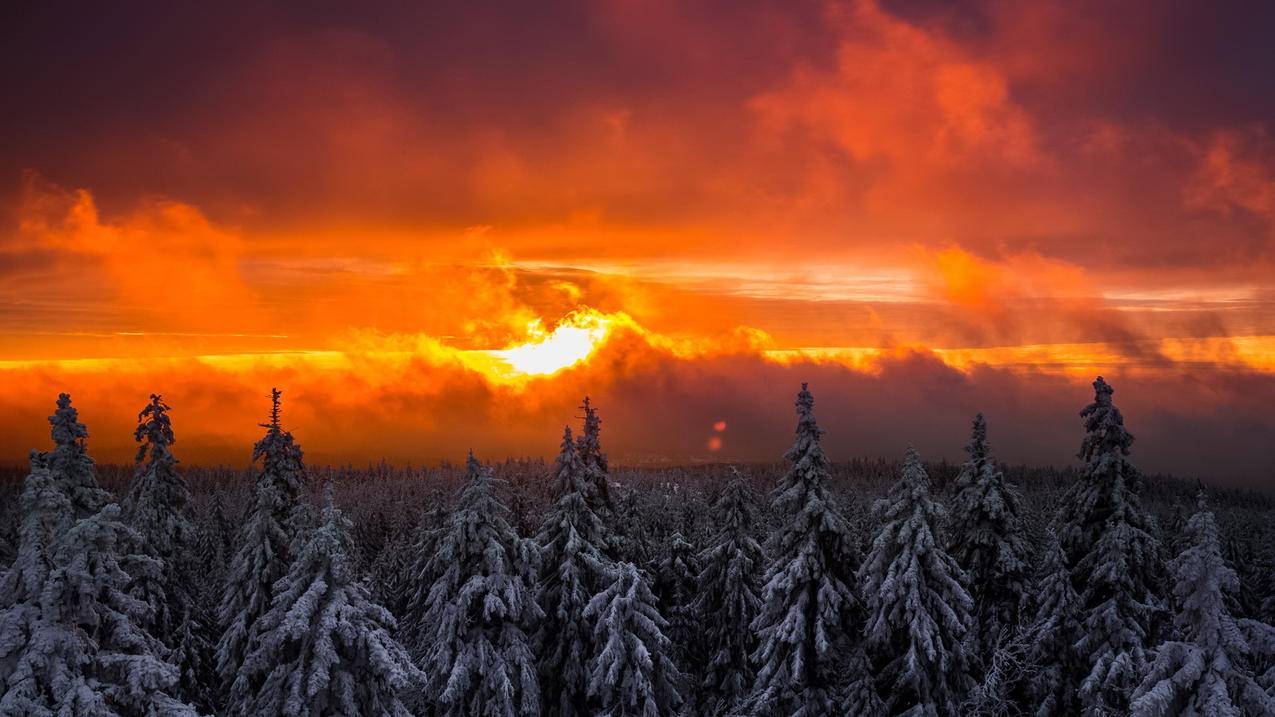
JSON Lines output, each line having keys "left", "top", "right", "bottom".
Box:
{"left": 396, "top": 501, "right": 450, "bottom": 647}
{"left": 535, "top": 426, "right": 613, "bottom": 717}
{"left": 121, "top": 394, "right": 216, "bottom": 711}
{"left": 122, "top": 395, "right": 196, "bottom": 642}
{"left": 4, "top": 503, "right": 197, "bottom": 716}
{"left": 215, "top": 388, "right": 306, "bottom": 688}
{"left": 1130, "top": 492, "right": 1275, "bottom": 716}
{"left": 1026, "top": 531, "right": 1083, "bottom": 717}
{"left": 585, "top": 562, "right": 683, "bottom": 717}
{"left": 417, "top": 452, "right": 542, "bottom": 716}
{"left": 860, "top": 446, "right": 975, "bottom": 716}
{"left": 577, "top": 396, "right": 612, "bottom": 514}
{"left": 747, "top": 383, "right": 862, "bottom": 715}
{"left": 692, "top": 470, "right": 763, "bottom": 715}
{"left": 1054, "top": 377, "right": 1162, "bottom": 715}
{"left": 948, "top": 414, "right": 1029, "bottom": 661}
{"left": 0, "top": 457, "right": 72, "bottom": 708}
{"left": 227, "top": 487, "right": 422, "bottom": 716}
{"left": 654, "top": 531, "right": 700, "bottom": 675}
{"left": 45, "top": 393, "right": 109, "bottom": 521}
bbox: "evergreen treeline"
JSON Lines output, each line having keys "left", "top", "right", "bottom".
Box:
{"left": 2, "top": 380, "right": 1275, "bottom": 715}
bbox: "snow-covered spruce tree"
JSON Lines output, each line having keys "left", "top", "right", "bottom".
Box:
{"left": 121, "top": 394, "right": 217, "bottom": 712}
{"left": 535, "top": 426, "right": 614, "bottom": 717}
{"left": 860, "top": 446, "right": 975, "bottom": 716}
{"left": 417, "top": 452, "right": 542, "bottom": 715}
{"left": 1054, "top": 377, "right": 1162, "bottom": 715}
{"left": 0, "top": 456, "right": 73, "bottom": 708}
{"left": 10, "top": 503, "right": 196, "bottom": 716}
{"left": 585, "top": 562, "right": 684, "bottom": 717}
{"left": 215, "top": 388, "right": 306, "bottom": 689}
{"left": 45, "top": 393, "right": 109, "bottom": 521}
{"left": 227, "top": 486, "right": 422, "bottom": 716}
{"left": 693, "top": 469, "right": 763, "bottom": 715}
{"left": 1026, "top": 531, "right": 1083, "bottom": 717}
{"left": 746, "top": 383, "right": 862, "bottom": 715}
{"left": 122, "top": 395, "right": 196, "bottom": 643}
{"left": 1129, "top": 491, "right": 1275, "bottom": 716}
{"left": 577, "top": 396, "right": 613, "bottom": 514}
{"left": 396, "top": 500, "right": 450, "bottom": 648}
{"left": 947, "top": 413, "right": 1029, "bottom": 662}
{"left": 654, "top": 531, "right": 701, "bottom": 676}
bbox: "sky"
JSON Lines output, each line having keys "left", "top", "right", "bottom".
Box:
{"left": 2, "top": 0, "right": 1274, "bottom": 484}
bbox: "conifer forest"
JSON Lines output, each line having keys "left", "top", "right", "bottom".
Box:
{"left": 2, "top": 378, "right": 1274, "bottom": 716}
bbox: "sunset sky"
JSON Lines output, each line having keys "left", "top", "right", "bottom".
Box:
{"left": 3, "top": 1, "right": 1274, "bottom": 483}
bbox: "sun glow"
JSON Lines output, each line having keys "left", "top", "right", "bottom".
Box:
{"left": 482, "top": 310, "right": 614, "bottom": 378}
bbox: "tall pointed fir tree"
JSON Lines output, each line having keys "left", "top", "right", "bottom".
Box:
{"left": 576, "top": 396, "right": 613, "bottom": 514}
{"left": 121, "top": 394, "right": 216, "bottom": 712}
{"left": 45, "top": 393, "right": 109, "bottom": 520}
{"left": 227, "top": 486, "right": 422, "bottom": 716}
{"left": 1027, "top": 531, "right": 1083, "bottom": 717}
{"left": 947, "top": 413, "right": 1029, "bottom": 661}
{"left": 746, "top": 383, "right": 863, "bottom": 715}
{"left": 693, "top": 469, "right": 763, "bottom": 715}
{"left": 416, "top": 452, "right": 542, "bottom": 715}
{"left": 585, "top": 562, "right": 684, "bottom": 717}
{"left": 0, "top": 456, "right": 73, "bottom": 710}
{"left": 859, "top": 447, "right": 975, "bottom": 716}
{"left": 397, "top": 501, "right": 450, "bottom": 649}
{"left": 1054, "top": 377, "right": 1163, "bottom": 714}
{"left": 216, "top": 388, "right": 307, "bottom": 689}
{"left": 535, "top": 426, "right": 613, "bottom": 717}
{"left": 654, "top": 531, "right": 701, "bottom": 677}
{"left": 1129, "top": 491, "right": 1275, "bottom": 716}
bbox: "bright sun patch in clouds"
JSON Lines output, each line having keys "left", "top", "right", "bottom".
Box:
{"left": 483, "top": 310, "right": 614, "bottom": 378}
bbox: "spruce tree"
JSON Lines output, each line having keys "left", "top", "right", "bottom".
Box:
{"left": 1055, "top": 377, "right": 1163, "bottom": 714}
{"left": 122, "top": 394, "right": 217, "bottom": 712}
{"left": 397, "top": 501, "right": 450, "bottom": 649}
{"left": 45, "top": 393, "right": 109, "bottom": 521}
{"left": 535, "top": 426, "right": 613, "bottom": 717}
{"left": 948, "top": 413, "right": 1029, "bottom": 660}
{"left": 693, "top": 469, "right": 763, "bottom": 715}
{"left": 585, "top": 562, "right": 684, "bottom": 716}
{"left": 747, "top": 383, "right": 861, "bottom": 715}
{"left": 577, "top": 396, "right": 612, "bottom": 514}
{"left": 215, "top": 388, "right": 306, "bottom": 688}
{"left": 0, "top": 457, "right": 73, "bottom": 710}
{"left": 1026, "top": 531, "right": 1083, "bottom": 717}
{"left": 860, "top": 447, "right": 975, "bottom": 716}
{"left": 1130, "top": 492, "right": 1275, "bottom": 716}
{"left": 417, "top": 452, "right": 542, "bottom": 715}
{"left": 654, "top": 531, "right": 701, "bottom": 675}
{"left": 227, "top": 487, "right": 422, "bottom": 716}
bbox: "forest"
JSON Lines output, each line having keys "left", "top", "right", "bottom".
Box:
{"left": 1, "top": 378, "right": 1274, "bottom": 716}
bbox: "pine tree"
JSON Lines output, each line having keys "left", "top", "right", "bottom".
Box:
{"left": 0, "top": 457, "right": 73, "bottom": 710}
{"left": 417, "top": 452, "right": 542, "bottom": 715}
{"left": 693, "top": 469, "right": 763, "bottom": 715}
{"left": 121, "top": 394, "right": 217, "bottom": 712}
{"left": 1130, "top": 492, "right": 1275, "bottom": 716}
{"left": 654, "top": 531, "right": 700, "bottom": 675}
{"left": 6, "top": 503, "right": 197, "bottom": 716}
{"left": 747, "top": 383, "right": 861, "bottom": 715}
{"left": 1027, "top": 531, "right": 1083, "bottom": 717}
{"left": 215, "top": 388, "right": 306, "bottom": 688}
{"left": 585, "top": 562, "right": 684, "bottom": 717}
{"left": 948, "top": 414, "right": 1029, "bottom": 660}
{"left": 535, "top": 426, "right": 613, "bottom": 717}
{"left": 397, "top": 501, "right": 450, "bottom": 649}
{"left": 1054, "top": 377, "right": 1163, "bottom": 714}
{"left": 227, "top": 486, "right": 422, "bottom": 716}
{"left": 860, "top": 446, "right": 975, "bottom": 716}
{"left": 44, "top": 393, "right": 109, "bottom": 521}
{"left": 577, "top": 396, "right": 612, "bottom": 514}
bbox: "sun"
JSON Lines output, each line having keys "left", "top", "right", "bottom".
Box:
{"left": 483, "top": 310, "right": 614, "bottom": 378}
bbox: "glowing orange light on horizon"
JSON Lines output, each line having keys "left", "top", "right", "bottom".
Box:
{"left": 483, "top": 310, "right": 614, "bottom": 378}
